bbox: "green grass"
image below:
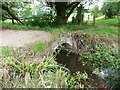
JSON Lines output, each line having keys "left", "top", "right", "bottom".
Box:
{"left": 84, "top": 26, "right": 118, "bottom": 39}
{"left": 40, "top": 25, "right": 98, "bottom": 34}
{"left": 40, "top": 26, "right": 66, "bottom": 34}
{"left": 65, "top": 25, "right": 98, "bottom": 31}
{"left": 30, "top": 42, "right": 48, "bottom": 54}
{"left": 2, "top": 23, "right": 40, "bottom": 30}
{"left": 96, "top": 18, "right": 118, "bottom": 26}
{"left": 0, "top": 46, "right": 13, "bottom": 55}
{"left": 2, "top": 18, "right": 118, "bottom": 34}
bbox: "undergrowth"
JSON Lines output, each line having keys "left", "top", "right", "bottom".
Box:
{"left": 0, "top": 47, "right": 88, "bottom": 88}
{"left": 30, "top": 42, "right": 48, "bottom": 55}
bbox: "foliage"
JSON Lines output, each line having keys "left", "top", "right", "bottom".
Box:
{"left": 0, "top": 46, "right": 13, "bottom": 56}
{"left": 90, "top": 5, "right": 100, "bottom": 17}
{"left": 1, "top": 2, "right": 32, "bottom": 18}
{"left": 46, "top": 1, "right": 94, "bottom": 25}
{"left": 85, "top": 45, "right": 119, "bottom": 69}
{"left": 67, "top": 71, "right": 88, "bottom": 88}
{"left": 0, "top": 20, "right": 119, "bottom": 88}
{"left": 77, "top": 34, "right": 119, "bottom": 88}
{"left": 27, "top": 12, "right": 55, "bottom": 27}
{"left": 18, "top": 3, "right": 32, "bottom": 18}
{"left": 101, "top": 2, "right": 120, "bottom": 18}
{"left": 1, "top": 2, "right": 31, "bottom": 24}
{"left": 0, "top": 47, "right": 88, "bottom": 88}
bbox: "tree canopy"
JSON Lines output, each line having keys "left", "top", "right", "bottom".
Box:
{"left": 101, "top": 2, "right": 120, "bottom": 18}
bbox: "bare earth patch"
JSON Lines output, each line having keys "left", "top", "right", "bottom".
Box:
{"left": 0, "top": 29, "right": 52, "bottom": 47}
{"left": 0, "top": 26, "right": 107, "bottom": 47}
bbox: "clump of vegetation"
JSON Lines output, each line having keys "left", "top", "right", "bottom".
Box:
{"left": 72, "top": 33, "right": 119, "bottom": 88}
{"left": 0, "top": 46, "right": 13, "bottom": 55}
{"left": 27, "top": 13, "right": 55, "bottom": 27}
{"left": 30, "top": 42, "right": 48, "bottom": 55}
{"left": 101, "top": 2, "right": 120, "bottom": 18}
{"left": 0, "top": 48, "right": 88, "bottom": 88}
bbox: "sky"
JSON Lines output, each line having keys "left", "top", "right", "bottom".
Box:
{"left": 84, "top": 0, "right": 105, "bottom": 10}
{"left": 33, "top": 0, "right": 105, "bottom": 9}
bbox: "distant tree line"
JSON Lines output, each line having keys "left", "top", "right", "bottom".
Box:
{"left": 101, "top": 2, "right": 120, "bottom": 18}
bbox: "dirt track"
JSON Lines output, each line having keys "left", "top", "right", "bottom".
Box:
{"left": 0, "top": 29, "right": 52, "bottom": 47}
{"left": 0, "top": 25, "right": 107, "bottom": 47}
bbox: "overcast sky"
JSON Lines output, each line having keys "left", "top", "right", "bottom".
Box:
{"left": 33, "top": 0, "right": 105, "bottom": 9}
{"left": 88, "top": 0, "right": 105, "bottom": 9}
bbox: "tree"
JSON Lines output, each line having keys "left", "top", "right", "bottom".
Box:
{"left": 46, "top": 1, "right": 82, "bottom": 25}
{"left": 0, "top": 2, "right": 32, "bottom": 25}
{"left": 91, "top": 5, "right": 99, "bottom": 25}
{"left": 101, "top": 2, "right": 120, "bottom": 18}
{"left": 46, "top": 0, "right": 96, "bottom": 25}
{"left": 74, "top": 4, "right": 84, "bottom": 25}
{"left": 0, "top": 2, "right": 25, "bottom": 24}
{"left": 74, "top": 4, "right": 89, "bottom": 25}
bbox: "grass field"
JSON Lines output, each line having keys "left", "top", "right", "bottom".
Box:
{"left": 96, "top": 18, "right": 118, "bottom": 26}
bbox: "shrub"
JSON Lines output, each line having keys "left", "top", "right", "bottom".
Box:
{"left": 28, "top": 13, "right": 55, "bottom": 27}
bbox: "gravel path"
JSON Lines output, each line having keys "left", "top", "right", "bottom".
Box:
{"left": 0, "top": 29, "right": 52, "bottom": 47}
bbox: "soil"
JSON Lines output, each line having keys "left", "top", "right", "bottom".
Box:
{"left": 0, "top": 29, "right": 52, "bottom": 47}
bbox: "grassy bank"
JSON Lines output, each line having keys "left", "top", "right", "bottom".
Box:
{"left": 84, "top": 26, "right": 118, "bottom": 39}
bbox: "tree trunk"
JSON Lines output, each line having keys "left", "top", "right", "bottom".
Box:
{"left": 54, "top": 2, "right": 67, "bottom": 25}
{"left": 93, "top": 16, "right": 96, "bottom": 25}
{"left": 53, "top": 2, "right": 80, "bottom": 25}
{"left": 12, "top": 17, "right": 14, "bottom": 24}
{"left": 74, "top": 4, "right": 84, "bottom": 25}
